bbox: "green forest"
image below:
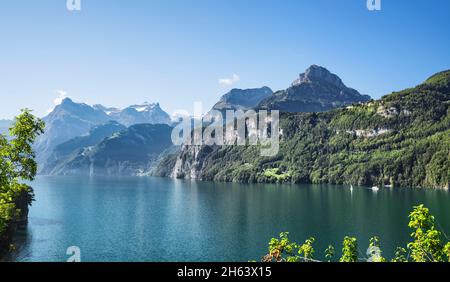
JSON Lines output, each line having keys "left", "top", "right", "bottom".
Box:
{"left": 164, "top": 70, "right": 450, "bottom": 189}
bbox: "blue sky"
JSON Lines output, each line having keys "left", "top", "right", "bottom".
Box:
{"left": 1, "top": 0, "right": 450, "bottom": 119}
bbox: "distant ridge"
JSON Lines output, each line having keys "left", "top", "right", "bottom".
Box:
{"left": 49, "top": 123, "right": 175, "bottom": 176}
{"left": 36, "top": 97, "right": 172, "bottom": 173}
{"left": 212, "top": 87, "right": 273, "bottom": 111}
{"left": 96, "top": 102, "right": 172, "bottom": 126}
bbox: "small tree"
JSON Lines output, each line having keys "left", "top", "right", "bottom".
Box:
{"left": 262, "top": 232, "right": 300, "bottom": 262}
{"left": 324, "top": 245, "right": 335, "bottom": 262}
{"left": 407, "top": 204, "right": 444, "bottom": 262}
{"left": 443, "top": 242, "right": 450, "bottom": 262}
{"left": 298, "top": 237, "right": 315, "bottom": 262}
{"left": 340, "top": 236, "right": 358, "bottom": 262}
{"left": 0, "top": 109, "right": 44, "bottom": 235}
{"left": 391, "top": 247, "right": 407, "bottom": 262}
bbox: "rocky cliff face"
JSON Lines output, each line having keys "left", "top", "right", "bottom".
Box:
{"left": 169, "top": 145, "right": 218, "bottom": 179}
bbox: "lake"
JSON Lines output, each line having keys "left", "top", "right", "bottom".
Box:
{"left": 8, "top": 176, "right": 450, "bottom": 262}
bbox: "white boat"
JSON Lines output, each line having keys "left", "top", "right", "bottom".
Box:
{"left": 350, "top": 185, "right": 354, "bottom": 191}
{"left": 371, "top": 186, "right": 379, "bottom": 191}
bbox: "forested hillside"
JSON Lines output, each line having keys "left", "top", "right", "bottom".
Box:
{"left": 157, "top": 70, "right": 450, "bottom": 189}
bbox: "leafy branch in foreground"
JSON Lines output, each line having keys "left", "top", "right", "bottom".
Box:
{"left": 340, "top": 236, "right": 358, "bottom": 262}
{"left": 261, "top": 204, "right": 450, "bottom": 262}
{"left": 0, "top": 109, "right": 44, "bottom": 244}
{"left": 407, "top": 204, "right": 445, "bottom": 262}
{"left": 324, "top": 245, "right": 335, "bottom": 262}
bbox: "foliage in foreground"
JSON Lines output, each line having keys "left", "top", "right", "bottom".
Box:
{"left": 261, "top": 205, "right": 450, "bottom": 262}
{"left": 0, "top": 110, "right": 44, "bottom": 237}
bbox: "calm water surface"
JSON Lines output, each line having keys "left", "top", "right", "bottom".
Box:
{"left": 9, "top": 176, "right": 450, "bottom": 262}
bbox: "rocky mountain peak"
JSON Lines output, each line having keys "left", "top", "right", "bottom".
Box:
{"left": 258, "top": 65, "right": 371, "bottom": 113}
{"left": 129, "top": 102, "right": 161, "bottom": 112}
{"left": 214, "top": 87, "right": 273, "bottom": 110}
{"left": 292, "top": 65, "right": 345, "bottom": 88}
{"left": 59, "top": 97, "right": 75, "bottom": 106}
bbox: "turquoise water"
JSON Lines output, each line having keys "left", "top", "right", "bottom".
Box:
{"left": 9, "top": 176, "right": 450, "bottom": 262}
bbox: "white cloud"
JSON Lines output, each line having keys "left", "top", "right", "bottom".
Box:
{"left": 170, "top": 109, "right": 191, "bottom": 122}
{"left": 46, "top": 90, "right": 70, "bottom": 115}
{"left": 218, "top": 74, "right": 240, "bottom": 86}
{"left": 54, "top": 90, "right": 69, "bottom": 105}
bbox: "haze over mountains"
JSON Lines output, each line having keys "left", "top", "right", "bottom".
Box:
{"left": 46, "top": 124, "right": 174, "bottom": 176}
{"left": 40, "top": 121, "right": 127, "bottom": 175}
{"left": 94, "top": 102, "right": 171, "bottom": 126}
{"left": 34, "top": 65, "right": 379, "bottom": 176}
{"left": 35, "top": 97, "right": 173, "bottom": 173}
{"left": 35, "top": 98, "right": 112, "bottom": 164}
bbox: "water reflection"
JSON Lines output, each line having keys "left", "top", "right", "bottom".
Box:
{"left": 10, "top": 176, "right": 450, "bottom": 262}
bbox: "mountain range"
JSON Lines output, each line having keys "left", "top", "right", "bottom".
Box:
{"left": 34, "top": 65, "right": 449, "bottom": 187}
{"left": 155, "top": 69, "right": 450, "bottom": 189}
{"left": 48, "top": 123, "right": 174, "bottom": 176}
{"left": 35, "top": 98, "right": 173, "bottom": 171}
{"left": 35, "top": 65, "right": 373, "bottom": 176}
{"left": 205, "top": 65, "right": 370, "bottom": 121}
{"left": 35, "top": 98, "right": 112, "bottom": 164}
{"left": 39, "top": 121, "right": 127, "bottom": 175}
{"left": 94, "top": 102, "right": 171, "bottom": 126}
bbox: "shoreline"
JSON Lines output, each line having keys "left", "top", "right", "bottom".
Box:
{"left": 0, "top": 191, "right": 30, "bottom": 260}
